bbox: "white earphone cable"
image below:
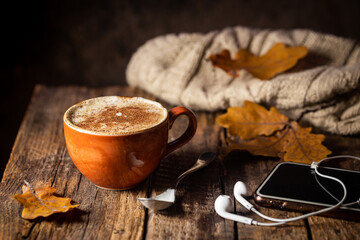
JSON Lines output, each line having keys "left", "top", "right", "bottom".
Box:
{"left": 251, "top": 170, "right": 347, "bottom": 225}
{"left": 235, "top": 155, "right": 359, "bottom": 225}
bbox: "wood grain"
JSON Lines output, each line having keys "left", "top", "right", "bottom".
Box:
{"left": 0, "top": 85, "right": 150, "bottom": 239}
{"left": 223, "top": 151, "right": 309, "bottom": 240}
{"left": 144, "top": 112, "right": 234, "bottom": 240}
{"left": 1, "top": 85, "right": 359, "bottom": 240}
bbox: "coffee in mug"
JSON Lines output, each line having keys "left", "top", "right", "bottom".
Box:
{"left": 66, "top": 96, "right": 167, "bottom": 135}
{"left": 63, "top": 96, "right": 197, "bottom": 190}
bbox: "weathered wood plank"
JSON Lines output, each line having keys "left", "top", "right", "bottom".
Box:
{"left": 223, "top": 151, "right": 309, "bottom": 240}
{"left": 0, "top": 85, "right": 152, "bottom": 239}
{"left": 1, "top": 85, "right": 360, "bottom": 240}
{"left": 144, "top": 111, "right": 234, "bottom": 239}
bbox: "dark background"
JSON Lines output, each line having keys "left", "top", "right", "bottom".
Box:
{"left": 1, "top": 0, "right": 360, "bottom": 178}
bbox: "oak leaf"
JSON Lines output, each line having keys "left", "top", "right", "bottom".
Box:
{"left": 216, "top": 101, "right": 288, "bottom": 140}
{"left": 281, "top": 121, "right": 331, "bottom": 162}
{"left": 226, "top": 131, "right": 285, "bottom": 158}
{"left": 217, "top": 101, "right": 331, "bottom": 164}
{"left": 208, "top": 43, "right": 308, "bottom": 80}
{"left": 14, "top": 185, "right": 79, "bottom": 219}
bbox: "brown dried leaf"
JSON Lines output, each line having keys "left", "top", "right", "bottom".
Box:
{"left": 226, "top": 130, "right": 286, "bottom": 158}
{"left": 216, "top": 101, "right": 288, "bottom": 140}
{"left": 281, "top": 121, "right": 332, "bottom": 163}
{"left": 227, "top": 122, "right": 331, "bottom": 164}
{"left": 14, "top": 185, "right": 79, "bottom": 219}
{"left": 217, "top": 101, "right": 331, "bottom": 164}
{"left": 208, "top": 43, "right": 308, "bottom": 80}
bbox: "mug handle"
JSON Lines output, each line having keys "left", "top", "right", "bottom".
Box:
{"left": 164, "top": 106, "right": 197, "bottom": 156}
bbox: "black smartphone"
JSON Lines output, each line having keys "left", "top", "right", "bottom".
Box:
{"left": 253, "top": 162, "right": 360, "bottom": 221}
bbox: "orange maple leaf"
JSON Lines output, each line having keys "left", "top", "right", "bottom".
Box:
{"left": 217, "top": 101, "right": 331, "bottom": 164}
{"left": 208, "top": 43, "right": 308, "bottom": 80}
{"left": 14, "top": 185, "right": 79, "bottom": 219}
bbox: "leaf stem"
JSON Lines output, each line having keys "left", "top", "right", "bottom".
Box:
{"left": 288, "top": 124, "right": 311, "bottom": 161}
{"left": 24, "top": 180, "right": 51, "bottom": 210}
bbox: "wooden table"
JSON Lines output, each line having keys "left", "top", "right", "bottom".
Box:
{"left": 1, "top": 85, "right": 359, "bottom": 239}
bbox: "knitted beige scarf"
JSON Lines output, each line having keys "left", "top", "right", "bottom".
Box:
{"left": 126, "top": 26, "right": 360, "bottom": 135}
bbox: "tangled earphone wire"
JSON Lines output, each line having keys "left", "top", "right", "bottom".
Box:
{"left": 215, "top": 155, "right": 360, "bottom": 226}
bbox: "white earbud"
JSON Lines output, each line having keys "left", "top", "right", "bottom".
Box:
{"left": 232, "top": 171, "right": 348, "bottom": 224}
{"left": 214, "top": 195, "right": 255, "bottom": 225}
{"left": 234, "top": 181, "right": 285, "bottom": 222}
{"left": 233, "top": 181, "right": 254, "bottom": 211}
{"left": 216, "top": 156, "right": 358, "bottom": 226}
{"left": 215, "top": 194, "right": 285, "bottom": 226}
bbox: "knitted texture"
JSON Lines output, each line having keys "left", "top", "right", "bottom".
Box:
{"left": 126, "top": 26, "right": 360, "bottom": 135}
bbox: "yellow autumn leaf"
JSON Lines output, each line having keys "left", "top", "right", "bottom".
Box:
{"left": 217, "top": 101, "right": 331, "bottom": 164}
{"left": 216, "top": 101, "right": 289, "bottom": 140}
{"left": 14, "top": 185, "right": 79, "bottom": 219}
{"left": 226, "top": 122, "right": 331, "bottom": 164}
{"left": 226, "top": 130, "right": 286, "bottom": 158}
{"left": 208, "top": 43, "right": 308, "bottom": 80}
{"left": 281, "top": 121, "right": 331, "bottom": 163}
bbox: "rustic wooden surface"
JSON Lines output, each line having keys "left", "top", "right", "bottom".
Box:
{"left": 1, "top": 85, "right": 359, "bottom": 239}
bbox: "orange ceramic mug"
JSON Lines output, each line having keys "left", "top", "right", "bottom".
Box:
{"left": 63, "top": 96, "right": 197, "bottom": 190}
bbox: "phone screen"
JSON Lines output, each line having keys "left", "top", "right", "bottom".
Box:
{"left": 255, "top": 162, "right": 360, "bottom": 211}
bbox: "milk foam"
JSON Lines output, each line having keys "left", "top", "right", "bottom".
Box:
{"left": 65, "top": 96, "right": 167, "bottom": 135}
